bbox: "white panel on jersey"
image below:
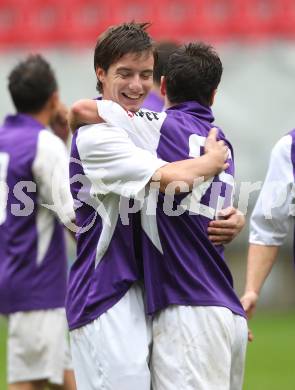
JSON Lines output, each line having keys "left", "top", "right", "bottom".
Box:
{"left": 141, "top": 190, "right": 163, "bottom": 255}
{"left": 76, "top": 123, "right": 167, "bottom": 265}
{"left": 76, "top": 123, "right": 166, "bottom": 199}
{"left": 36, "top": 204, "right": 54, "bottom": 265}
{"left": 32, "top": 130, "right": 73, "bottom": 265}
{"left": 181, "top": 134, "right": 234, "bottom": 219}
{"left": 32, "top": 130, "right": 75, "bottom": 224}
{"left": 96, "top": 101, "right": 167, "bottom": 253}
{"left": 0, "top": 152, "right": 10, "bottom": 225}
{"left": 97, "top": 100, "right": 167, "bottom": 154}
{"left": 94, "top": 193, "right": 120, "bottom": 268}
{"left": 250, "top": 134, "right": 294, "bottom": 246}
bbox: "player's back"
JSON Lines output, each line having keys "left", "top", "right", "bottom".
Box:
{"left": 141, "top": 101, "right": 245, "bottom": 318}
{"left": 0, "top": 113, "right": 67, "bottom": 314}
{"left": 94, "top": 99, "right": 245, "bottom": 318}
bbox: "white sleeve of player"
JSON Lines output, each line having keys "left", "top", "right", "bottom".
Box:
{"left": 97, "top": 99, "right": 167, "bottom": 152}
{"left": 76, "top": 123, "right": 167, "bottom": 198}
{"left": 32, "top": 130, "right": 75, "bottom": 224}
{"left": 249, "top": 134, "right": 295, "bottom": 246}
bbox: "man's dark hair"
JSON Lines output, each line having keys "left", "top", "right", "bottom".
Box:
{"left": 94, "top": 22, "right": 155, "bottom": 92}
{"left": 8, "top": 54, "right": 58, "bottom": 113}
{"left": 153, "top": 41, "right": 179, "bottom": 86}
{"left": 165, "top": 42, "right": 223, "bottom": 107}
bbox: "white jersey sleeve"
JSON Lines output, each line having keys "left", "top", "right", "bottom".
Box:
{"left": 76, "top": 123, "right": 166, "bottom": 198}
{"left": 250, "top": 134, "right": 295, "bottom": 245}
{"left": 32, "top": 130, "right": 75, "bottom": 224}
{"left": 97, "top": 100, "right": 167, "bottom": 153}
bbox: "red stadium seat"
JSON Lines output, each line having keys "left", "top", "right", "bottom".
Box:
{"left": 275, "top": 0, "right": 295, "bottom": 39}
{"left": 20, "top": 0, "right": 68, "bottom": 46}
{"left": 65, "top": 0, "right": 114, "bottom": 45}
{"left": 0, "top": 0, "right": 27, "bottom": 47}
{"left": 1, "top": 0, "right": 295, "bottom": 48}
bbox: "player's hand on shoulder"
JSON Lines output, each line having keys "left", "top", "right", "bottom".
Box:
{"left": 204, "top": 127, "right": 229, "bottom": 175}
{"left": 208, "top": 207, "right": 245, "bottom": 245}
{"left": 50, "top": 102, "right": 69, "bottom": 143}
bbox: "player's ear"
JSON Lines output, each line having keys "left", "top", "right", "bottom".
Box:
{"left": 47, "top": 91, "right": 59, "bottom": 113}
{"left": 160, "top": 76, "right": 167, "bottom": 97}
{"left": 209, "top": 89, "right": 217, "bottom": 106}
{"left": 96, "top": 67, "right": 106, "bottom": 84}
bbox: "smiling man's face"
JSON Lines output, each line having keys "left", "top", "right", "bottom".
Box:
{"left": 96, "top": 50, "right": 154, "bottom": 112}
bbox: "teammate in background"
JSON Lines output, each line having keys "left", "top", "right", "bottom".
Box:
{"left": 81, "top": 42, "right": 248, "bottom": 390}
{"left": 142, "top": 40, "right": 179, "bottom": 111}
{"left": 0, "top": 55, "right": 76, "bottom": 390}
{"left": 67, "top": 23, "right": 245, "bottom": 390}
{"left": 240, "top": 131, "right": 295, "bottom": 325}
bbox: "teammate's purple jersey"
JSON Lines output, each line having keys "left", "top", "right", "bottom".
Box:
{"left": 141, "top": 101, "right": 245, "bottom": 317}
{"left": 142, "top": 91, "right": 164, "bottom": 112}
{"left": 0, "top": 114, "right": 68, "bottom": 314}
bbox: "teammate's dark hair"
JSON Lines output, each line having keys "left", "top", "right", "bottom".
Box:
{"left": 153, "top": 41, "right": 179, "bottom": 86}
{"left": 165, "top": 42, "right": 223, "bottom": 106}
{"left": 8, "top": 54, "right": 57, "bottom": 113}
{"left": 94, "top": 22, "right": 155, "bottom": 93}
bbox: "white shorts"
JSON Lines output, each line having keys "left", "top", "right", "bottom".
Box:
{"left": 8, "top": 308, "right": 72, "bottom": 385}
{"left": 70, "top": 282, "right": 152, "bottom": 390}
{"left": 151, "top": 305, "right": 248, "bottom": 390}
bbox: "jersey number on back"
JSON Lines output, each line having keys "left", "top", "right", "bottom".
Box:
{"left": 180, "top": 134, "right": 234, "bottom": 219}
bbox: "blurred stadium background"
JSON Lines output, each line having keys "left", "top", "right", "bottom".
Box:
{"left": 0, "top": 0, "right": 295, "bottom": 388}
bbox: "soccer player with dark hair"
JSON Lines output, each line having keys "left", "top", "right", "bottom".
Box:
{"left": 143, "top": 40, "right": 179, "bottom": 111}
{"left": 0, "top": 55, "right": 76, "bottom": 390}
{"left": 67, "top": 23, "right": 245, "bottom": 390}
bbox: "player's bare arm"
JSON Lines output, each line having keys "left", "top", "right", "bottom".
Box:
{"left": 240, "top": 244, "right": 279, "bottom": 319}
{"left": 155, "top": 128, "right": 229, "bottom": 193}
{"left": 69, "top": 100, "right": 229, "bottom": 193}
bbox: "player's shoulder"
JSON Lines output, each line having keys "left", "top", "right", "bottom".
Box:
{"left": 37, "top": 129, "right": 68, "bottom": 156}
{"left": 271, "top": 133, "right": 292, "bottom": 159}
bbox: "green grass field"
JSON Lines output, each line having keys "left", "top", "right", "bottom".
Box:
{"left": 0, "top": 312, "right": 294, "bottom": 389}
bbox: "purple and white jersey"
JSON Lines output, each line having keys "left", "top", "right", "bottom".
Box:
{"left": 0, "top": 114, "right": 74, "bottom": 314}
{"left": 142, "top": 91, "right": 164, "bottom": 112}
{"left": 98, "top": 100, "right": 245, "bottom": 318}
{"left": 66, "top": 122, "right": 166, "bottom": 330}
{"left": 250, "top": 130, "right": 295, "bottom": 247}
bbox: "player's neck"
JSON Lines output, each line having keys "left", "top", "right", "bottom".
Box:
{"left": 164, "top": 97, "right": 175, "bottom": 109}
{"left": 29, "top": 110, "right": 51, "bottom": 127}
{"left": 151, "top": 85, "right": 164, "bottom": 100}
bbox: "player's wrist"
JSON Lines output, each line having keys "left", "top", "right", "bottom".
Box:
{"left": 203, "top": 151, "right": 224, "bottom": 175}
{"left": 244, "top": 289, "right": 260, "bottom": 299}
